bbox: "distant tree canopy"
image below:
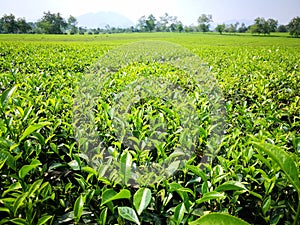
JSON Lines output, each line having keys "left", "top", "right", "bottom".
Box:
{"left": 215, "top": 24, "right": 225, "bottom": 34}
{"left": 37, "top": 11, "right": 67, "bottom": 34}
{"left": 287, "top": 16, "right": 300, "bottom": 37}
{"left": 68, "top": 15, "right": 78, "bottom": 34}
{"left": 0, "top": 14, "right": 31, "bottom": 33}
{"left": 215, "top": 22, "right": 248, "bottom": 34}
{"left": 249, "top": 17, "right": 278, "bottom": 35}
{"left": 0, "top": 12, "right": 299, "bottom": 36}
{"left": 197, "top": 14, "right": 213, "bottom": 32}
{"left": 136, "top": 13, "right": 184, "bottom": 32}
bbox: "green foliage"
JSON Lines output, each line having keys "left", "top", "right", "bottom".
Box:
{"left": 189, "top": 213, "right": 250, "bottom": 225}
{"left": 133, "top": 188, "right": 151, "bottom": 215}
{"left": 288, "top": 16, "right": 300, "bottom": 37}
{"left": 0, "top": 33, "right": 299, "bottom": 225}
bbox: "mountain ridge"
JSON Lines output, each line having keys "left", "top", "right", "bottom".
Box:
{"left": 77, "top": 11, "right": 134, "bottom": 28}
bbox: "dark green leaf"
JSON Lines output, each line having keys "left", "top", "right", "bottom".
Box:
{"left": 262, "top": 196, "right": 271, "bottom": 216}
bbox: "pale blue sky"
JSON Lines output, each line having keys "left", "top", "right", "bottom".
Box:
{"left": 0, "top": 0, "right": 299, "bottom": 25}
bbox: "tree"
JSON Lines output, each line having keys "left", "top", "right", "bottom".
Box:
{"left": 251, "top": 17, "right": 278, "bottom": 35}
{"left": 267, "top": 18, "right": 278, "bottom": 32}
{"left": 197, "top": 14, "right": 213, "bottom": 32}
{"left": 215, "top": 24, "right": 225, "bottom": 34}
{"left": 177, "top": 22, "right": 183, "bottom": 32}
{"left": 68, "top": 15, "right": 78, "bottom": 34}
{"left": 137, "top": 16, "right": 147, "bottom": 32}
{"left": 157, "top": 13, "right": 170, "bottom": 31}
{"left": 37, "top": 11, "right": 67, "bottom": 34}
{"left": 145, "top": 14, "right": 156, "bottom": 32}
{"left": 16, "top": 18, "right": 31, "bottom": 33}
{"left": 287, "top": 17, "right": 300, "bottom": 37}
{"left": 225, "top": 22, "right": 239, "bottom": 33}
{"left": 238, "top": 23, "right": 248, "bottom": 33}
{"left": 1, "top": 14, "right": 17, "bottom": 33}
{"left": 277, "top": 24, "right": 288, "bottom": 32}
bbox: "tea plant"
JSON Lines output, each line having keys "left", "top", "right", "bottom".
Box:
{"left": 0, "top": 33, "right": 299, "bottom": 224}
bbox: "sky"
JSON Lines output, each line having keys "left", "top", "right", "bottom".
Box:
{"left": 0, "top": 0, "right": 299, "bottom": 25}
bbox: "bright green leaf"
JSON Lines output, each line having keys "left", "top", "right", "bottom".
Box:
{"left": 118, "top": 206, "right": 140, "bottom": 225}
{"left": 19, "top": 122, "right": 51, "bottom": 142}
{"left": 189, "top": 213, "right": 250, "bottom": 225}
{"left": 196, "top": 191, "right": 225, "bottom": 204}
{"left": 9, "top": 218, "right": 28, "bottom": 225}
{"left": 99, "top": 207, "right": 108, "bottom": 225}
{"left": 253, "top": 142, "right": 300, "bottom": 193}
{"left": 36, "top": 215, "right": 53, "bottom": 225}
{"left": 186, "top": 165, "right": 208, "bottom": 181}
{"left": 13, "top": 193, "right": 27, "bottom": 216}
{"left": 27, "top": 179, "right": 43, "bottom": 198}
{"left": 120, "top": 151, "right": 132, "bottom": 185}
{"left": 215, "top": 181, "right": 247, "bottom": 192}
{"left": 101, "top": 189, "right": 131, "bottom": 206}
{"left": 18, "top": 159, "right": 41, "bottom": 179}
{"left": 174, "top": 202, "right": 186, "bottom": 225}
{"left": 1, "top": 85, "right": 18, "bottom": 107}
{"left": 133, "top": 188, "right": 151, "bottom": 215}
{"left": 74, "top": 194, "right": 85, "bottom": 223}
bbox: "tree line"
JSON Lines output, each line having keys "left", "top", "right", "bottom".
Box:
{"left": 0, "top": 11, "right": 299, "bottom": 37}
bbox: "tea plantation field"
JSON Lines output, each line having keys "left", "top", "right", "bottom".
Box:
{"left": 0, "top": 33, "right": 299, "bottom": 225}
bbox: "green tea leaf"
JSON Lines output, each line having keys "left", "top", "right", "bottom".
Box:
{"left": 0, "top": 207, "right": 10, "bottom": 213}
{"left": 27, "top": 179, "right": 43, "bottom": 198}
{"left": 253, "top": 142, "right": 300, "bottom": 193}
{"left": 118, "top": 206, "right": 140, "bottom": 225}
{"left": 189, "top": 212, "right": 250, "bottom": 225}
{"left": 120, "top": 151, "right": 132, "bottom": 185}
{"left": 215, "top": 181, "right": 247, "bottom": 192}
{"left": 13, "top": 193, "right": 27, "bottom": 216}
{"left": 18, "top": 159, "right": 41, "bottom": 179}
{"left": 19, "top": 122, "right": 51, "bottom": 142}
{"left": 0, "top": 150, "right": 16, "bottom": 170}
{"left": 74, "top": 194, "right": 85, "bottom": 223}
{"left": 174, "top": 203, "right": 186, "bottom": 225}
{"left": 262, "top": 196, "right": 271, "bottom": 216}
{"left": 99, "top": 207, "right": 108, "bottom": 225}
{"left": 186, "top": 165, "right": 208, "bottom": 181}
{"left": 0, "top": 159, "right": 6, "bottom": 170}
{"left": 1, "top": 85, "right": 18, "bottom": 107}
{"left": 101, "top": 189, "right": 131, "bottom": 205}
{"left": 196, "top": 191, "right": 225, "bottom": 204}
{"left": 36, "top": 215, "right": 53, "bottom": 225}
{"left": 9, "top": 218, "right": 28, "bottom": 225}
{"left": 133, "top": 188, "right": 151, "bottom": 215}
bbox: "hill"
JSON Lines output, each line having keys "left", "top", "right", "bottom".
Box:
{"left": 77, "top": 11, "right": 134, "bottom": 28}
